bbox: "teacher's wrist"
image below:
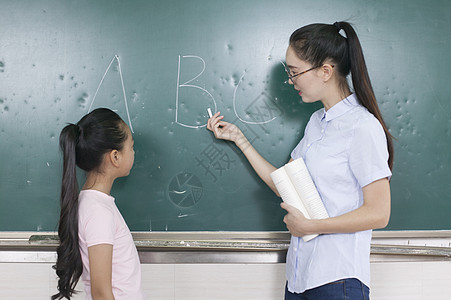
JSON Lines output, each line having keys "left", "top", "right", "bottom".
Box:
{"left": 305, "top": 218, "right": 323, "bottom": 235}
{"left": 235, "top": 133, "right": 250, "bottom": 151}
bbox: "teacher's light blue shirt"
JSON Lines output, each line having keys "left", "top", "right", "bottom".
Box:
{"left": 287, "top": 93, "right": 391, "bottom": 293}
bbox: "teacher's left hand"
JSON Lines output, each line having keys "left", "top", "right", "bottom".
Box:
{"left": 280, "top": 202, "right": 314, "bottom": 237}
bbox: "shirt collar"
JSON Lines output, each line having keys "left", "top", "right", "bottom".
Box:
{"left": 321, "top": 93, "right": 359, "bottom": 122}
{"left": 80, "top": 189, "right": 115, "bottom": 202}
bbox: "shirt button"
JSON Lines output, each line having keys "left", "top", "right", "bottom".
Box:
{"left": 321, "top": 129, "right": 325, "bottom": 133}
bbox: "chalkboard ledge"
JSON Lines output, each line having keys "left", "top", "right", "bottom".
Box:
{"left": 1, "top": 231, "right": 451, "bottom": 263}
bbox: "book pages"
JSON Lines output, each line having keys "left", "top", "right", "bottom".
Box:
{"left": 284, "top": 158, "right": 329, "bottom": 220}
{"left": 270, "top": 167, "right": 310, "bottom": 218}
{"left": 270, "top": 164, "right": 318, "bottom": 242}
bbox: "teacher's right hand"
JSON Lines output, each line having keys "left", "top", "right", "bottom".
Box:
{"left": 207, "top": 112, "right": 243, "bottom": 143}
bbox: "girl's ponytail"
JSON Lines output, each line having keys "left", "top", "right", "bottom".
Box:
{"left": 337, "top": 21, "right": 394, "bottom": 170}
{"left": 52, "top": 108, "right": 128, "bottom": 299}
{"left": 52, "top": 124, "right": 83, "bottom": 300}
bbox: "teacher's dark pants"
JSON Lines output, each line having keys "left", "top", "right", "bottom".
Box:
{"left": 284, "top": 278, "right": 370, "bottom": 300}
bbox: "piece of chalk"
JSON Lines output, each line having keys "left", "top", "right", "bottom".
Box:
{"left": 207, "top": 108, "right": 213, "bottom": 118}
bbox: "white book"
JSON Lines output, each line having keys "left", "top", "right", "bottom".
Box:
{"left": 270, "top": 158, "right": 329, "bottom": 242}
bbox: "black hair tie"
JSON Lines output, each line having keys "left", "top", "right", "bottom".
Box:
{"left": 333, "top": 22, "right": 341, "bottom": 32}
{"left": 75, "top": 123, "right": 83, "bottom": 137}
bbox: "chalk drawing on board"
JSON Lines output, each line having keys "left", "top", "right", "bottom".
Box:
{"left": 176, "top": 55, "right": 217, "bottom": 129}
{"left": 87, "top": 55, "right": 134, "bottom": 133}
{"left": 168, "top": 172, "right": 203, "bottom": 208}
{"left": 232, "top": 62, "right": 284, "bottom": 125}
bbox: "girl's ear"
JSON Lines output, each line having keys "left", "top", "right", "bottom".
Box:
{"left": 109, "top": 150, "right": 121, "bottom": 168}
{"left": 321, "top": 64, "right": 335, "bottom": 82}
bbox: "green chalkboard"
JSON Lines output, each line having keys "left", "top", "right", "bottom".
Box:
{"left": 0, "top": 0, "right": 450, "bottom": 231}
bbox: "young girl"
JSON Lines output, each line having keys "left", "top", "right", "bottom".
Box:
{"left": 52, "top": 108, "right": 143, "bottom": 300}
{"left": 208, "top": 22, "right": 393, "bottom": 299}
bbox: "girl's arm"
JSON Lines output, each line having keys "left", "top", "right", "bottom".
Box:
{"left": 282, "top": 178, "right": 391, "bottom": 236}
{"left": 207, "top": 112, "right": 284, "bottom": 195}
{"left": 88, "top": 244, "right": 115, "bottom": 300}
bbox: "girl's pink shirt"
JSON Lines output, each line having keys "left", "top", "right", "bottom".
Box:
{"left": 78, "top": 189, "right": 144, "bottom": 300}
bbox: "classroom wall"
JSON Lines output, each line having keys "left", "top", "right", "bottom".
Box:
{"left": 1, "top": 1, "right": 450, "bottom": 297}
{"left": 1, "top": 260, "right": 451, "bottom": 299}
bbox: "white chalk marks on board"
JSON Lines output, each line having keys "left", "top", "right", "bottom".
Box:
{"left": 233, "top": 69, "right": 284, "bottom": 125}
{"left": 88, "top": 55, "right": 134, "bottom": 133}
{"left": 176, "top": 55, "right": 284, "bottom": 129}
{"left": 176, "top": 55, "right": 217, "bottom": 129}
{"left": 168, "top": 172, "right": 203, "bottom": 208}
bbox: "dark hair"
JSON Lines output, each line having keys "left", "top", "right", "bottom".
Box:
{"left": 289, "top": 22, "right": 394, "bottom": 170}
{"left": 52, "top": 108, "right": 128, "bottom": 300}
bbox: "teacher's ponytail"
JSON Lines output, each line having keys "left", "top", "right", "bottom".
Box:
{"left": 290, "top": 22, "right": 394, "bottom": 170}
{"left": 337, "top": 21, "right": 394, "bottom": 170}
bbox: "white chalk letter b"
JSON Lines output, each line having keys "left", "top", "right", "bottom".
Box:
{"left": 175, "top": 55, "right": 216, "bottom": 129}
